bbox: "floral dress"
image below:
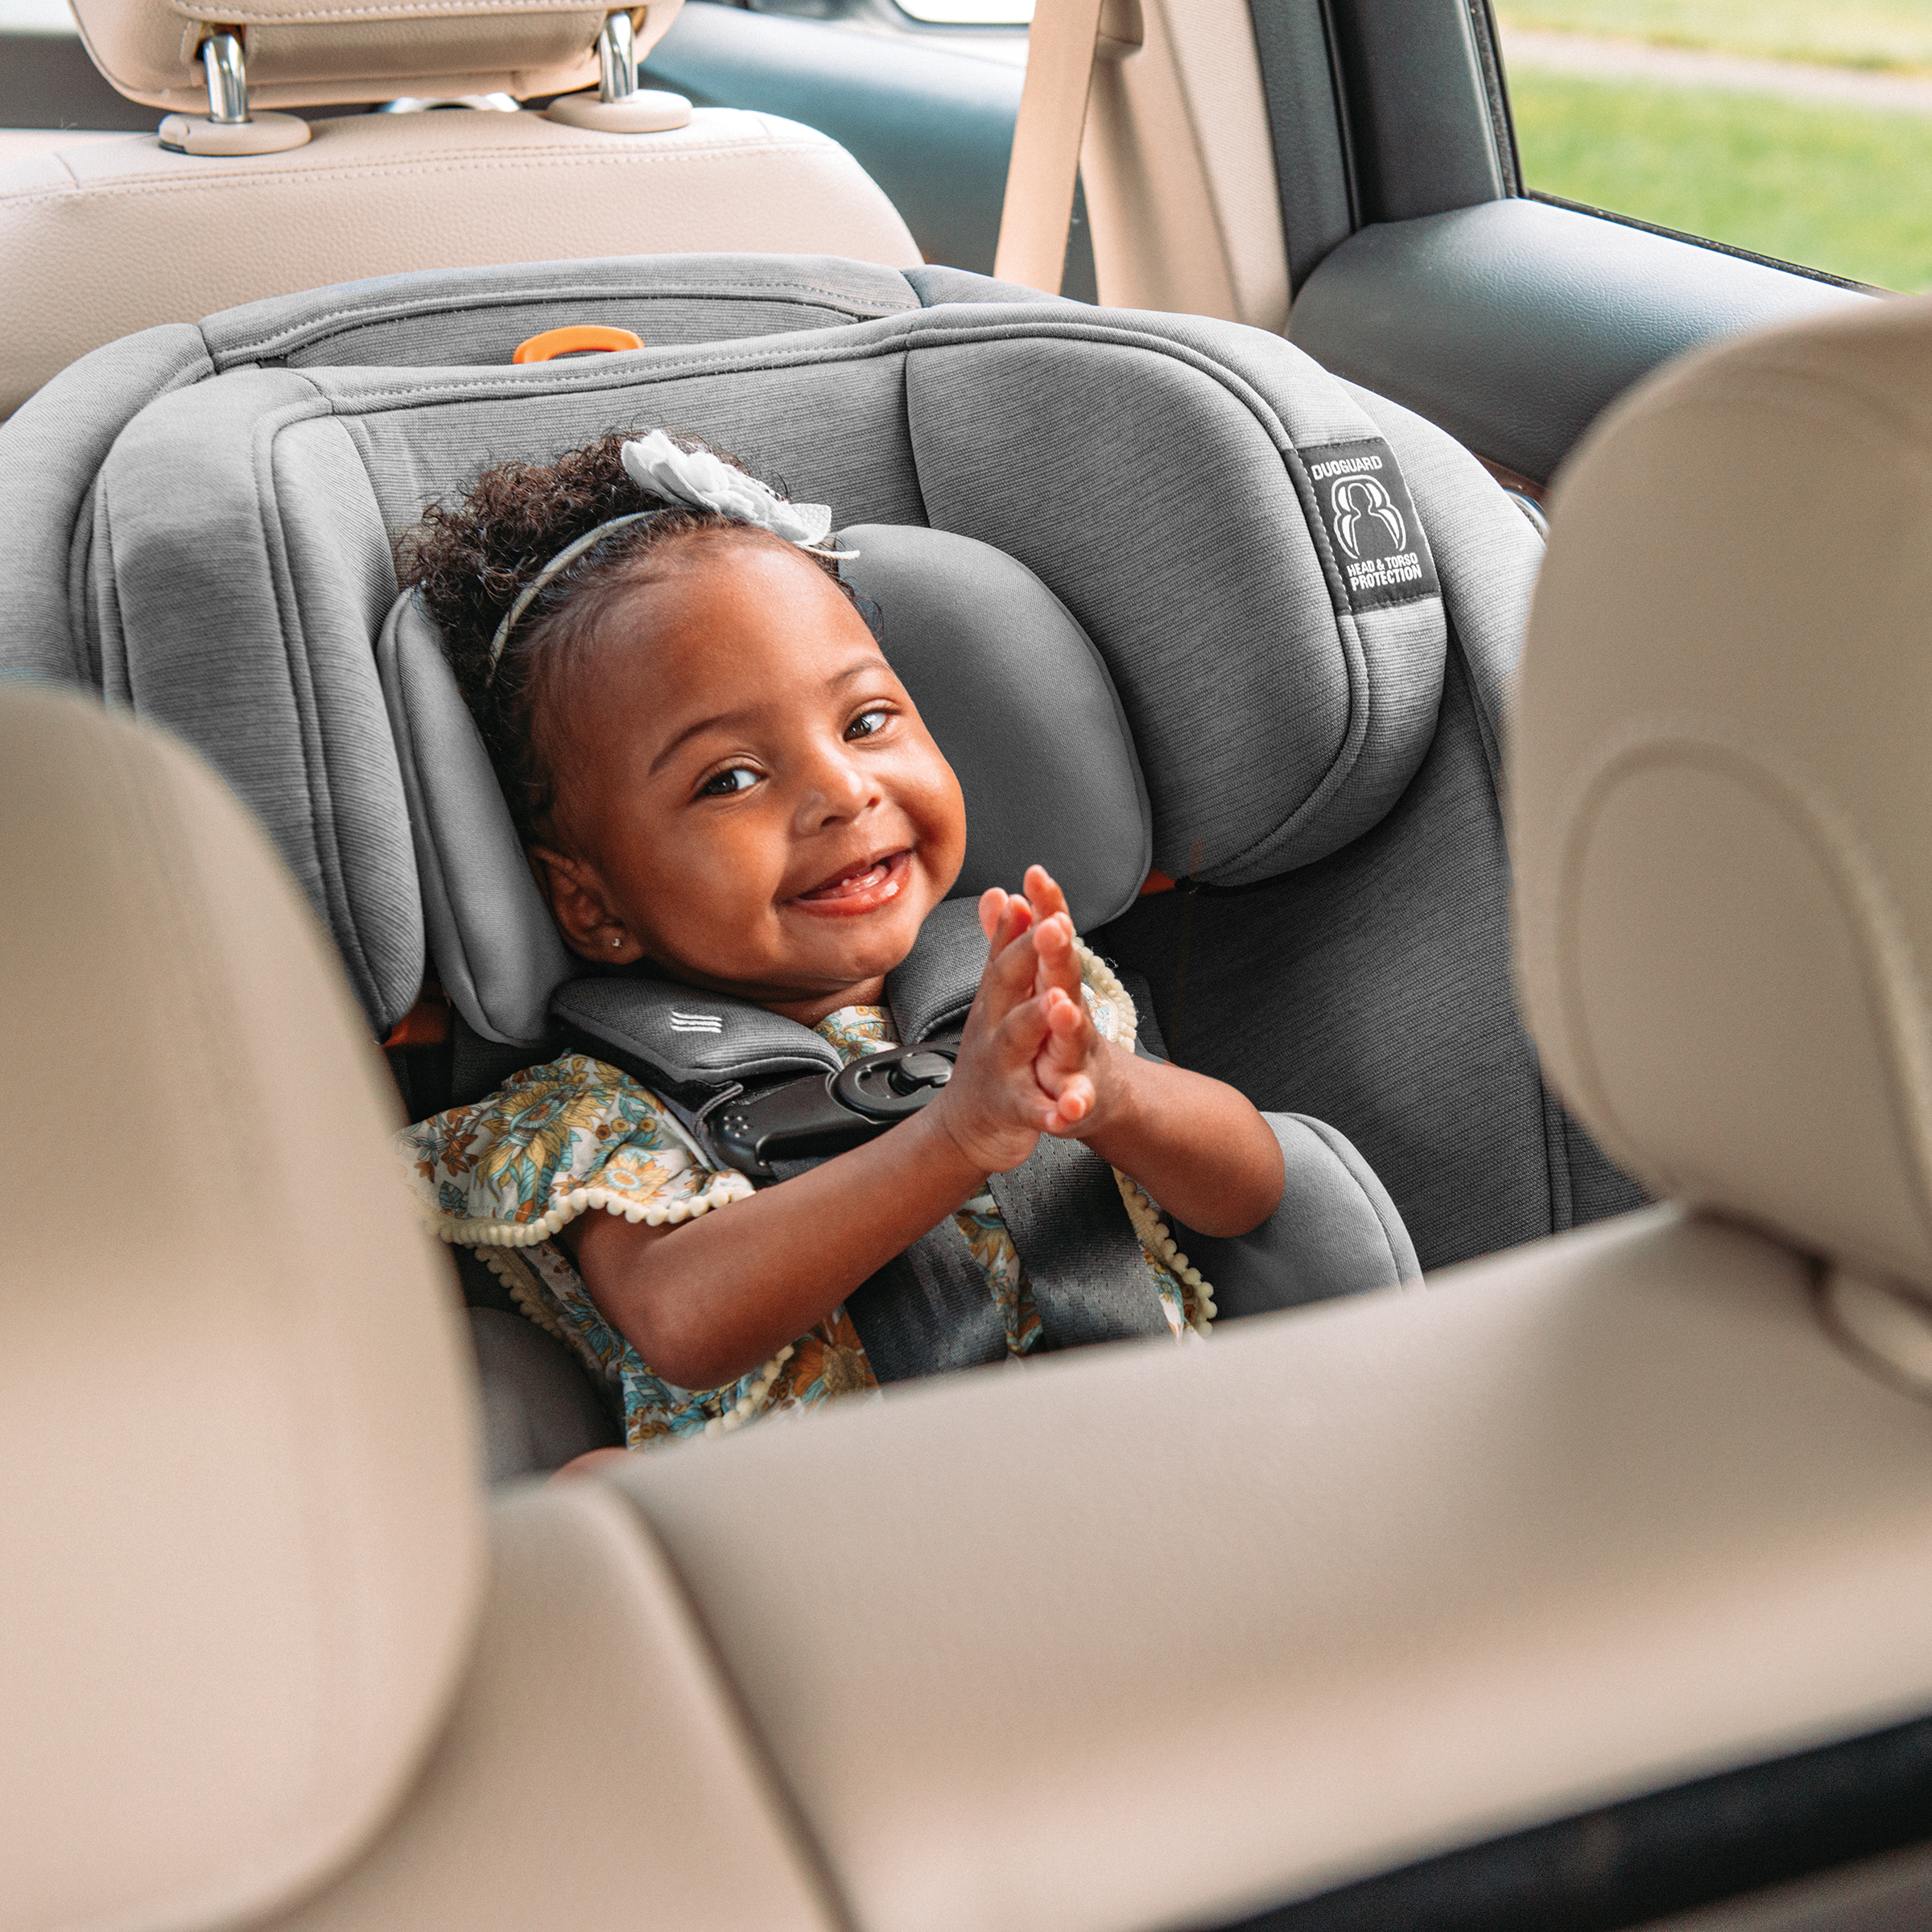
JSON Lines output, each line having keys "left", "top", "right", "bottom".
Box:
{"left": 399, "top": 946, "right": 1212, "bottom": 1451}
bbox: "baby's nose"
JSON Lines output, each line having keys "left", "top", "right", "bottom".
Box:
{"left": 798, "top": 741, "right": 879, "bottom": 824}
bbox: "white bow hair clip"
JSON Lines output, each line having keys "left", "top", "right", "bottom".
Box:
{"left": 485, "top": 430, "right": 857, "bottom": 677}
{"left": 621, "top": 430, "right": 856, "bottom": 560}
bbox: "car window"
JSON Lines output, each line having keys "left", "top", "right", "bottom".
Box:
{"left": 0, "top": 0, "right": 77, "bottom": 27}
{"left": 894, "top": 0, "right": 1032, "bottom": 22}
{"left": 1498, "top": 1, "right": 1932, "bottom": 290}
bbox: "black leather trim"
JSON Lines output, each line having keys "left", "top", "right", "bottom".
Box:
{"left": 1249, "top": 0, "right": 1356, "bottom": 293}
{"left": 1323, "top": 0, "right": 1507, "bottom": 224}
{"left": 1216, "top": 1711, "right": 1932, "bottom": 1932}
{"left": 1290, "top": 200, "right": 1869, "bottom": 485}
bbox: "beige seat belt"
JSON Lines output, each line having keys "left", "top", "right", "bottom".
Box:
{"left": 993, "top": 0, "right": 1108, "bottom": 295}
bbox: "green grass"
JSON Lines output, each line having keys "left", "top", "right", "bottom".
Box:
{"left": 1496, "top": 1, "right": 1932, "bottom": 73}
{"left": 1510, "top": 69, "right": 1932, "bottom": 289}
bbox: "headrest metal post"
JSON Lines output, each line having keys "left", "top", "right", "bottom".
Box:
{"left": 202, "top": 31, "right": 250, "bottom": 125}
{"left": 161, "top": 28, "right": 308, "bottom": 151}
{"left": 597, "top": 12, "right": 638, "bottom": 105}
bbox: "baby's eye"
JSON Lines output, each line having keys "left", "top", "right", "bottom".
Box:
{"left": 846, "top": 708, "right": 891, "bottom": 741}
{"left": 700, "top": 765, "right": 759, "bottom": 798}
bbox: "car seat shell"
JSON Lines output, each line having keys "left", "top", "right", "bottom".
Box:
{"left": 0, "top": 250, "right": 1640, "bottom": 1274}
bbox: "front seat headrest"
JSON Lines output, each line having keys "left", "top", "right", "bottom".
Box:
{"left": 1513, "top": 293, "right": 1932, "bottom": 1289}
{"left": 380, "top": 523, "right": 1154, "bottom": 1046}
{"left": 0, "top": 683, "right": 484, "bottom": 1932}
{"left": 66, "top": 0, "right": 681, "bottom": 112}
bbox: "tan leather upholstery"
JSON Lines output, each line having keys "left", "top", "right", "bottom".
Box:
{"left": 1514, "top": 294, "right": 1932, "bottom": 1292}
{"left": 0, "top": 683, "right": 484, "bottom": 1932}
{"left": 0, "top": 108, "right": 920, "bottom": 419}
{"left": 1083, "top": 0, "right": 1289, "bottom": 332}
{"left": 68, "top": 0, "right": 673, "bottom": 111}
{"left": 262, "top": 1484, "right": 839, "bottom": 1932}
{"left": 611, "top": 1205, "right": 1932, "bottom": 1930}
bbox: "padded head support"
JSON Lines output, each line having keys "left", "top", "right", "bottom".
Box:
{"left": 7, "top": 258, "right": 1466, "bottom": 1031}
{"left": 0, "top": 684, "right": 484, "bottom": 1932}
{"left": 380, "top": 524, "right": 1152, "bottom": 1044}
{"left": 68, "top": 0, "right": 682, "bottom": 112}
{"left": 1514, "top": 293, "right": 1932, "bottom": 1289}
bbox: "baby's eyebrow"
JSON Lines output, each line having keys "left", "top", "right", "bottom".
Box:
{"left": 824, "top": 654, "right": 887, "bottom": 691}
{"left": 646, "top": 655, "right": 890, "bottom": 776}
{"left": 648, "top": 707, "right": 753, "bottom": 777}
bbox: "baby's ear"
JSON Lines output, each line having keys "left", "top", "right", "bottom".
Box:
{"left": 528, "top": 844, "right": 638, "bottom": 962}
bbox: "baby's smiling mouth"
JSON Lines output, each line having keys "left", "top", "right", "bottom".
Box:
{"left": 790, "top": 848, "right": 913, "bottom": 915}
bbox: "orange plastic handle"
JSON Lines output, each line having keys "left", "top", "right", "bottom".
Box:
{"left": 511, "top": 324, "right": 645, "bottom": 364}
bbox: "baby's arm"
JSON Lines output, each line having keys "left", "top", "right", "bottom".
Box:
{"left": 1001, "top": 865, "right": 1286, "bottom": 1239}
{"left": 565, "top": 895, "right": 1074, "bottom": 1391}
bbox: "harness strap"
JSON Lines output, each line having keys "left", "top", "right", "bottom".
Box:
{"left": 988, "top": 1134, "right": 1171, "bottom": 1348}
{"left": 770, "top": 1157, "right": 1009, "bottom": 1381}
{"left": 885, "top": 896, "right": 988, "bottom": 1044}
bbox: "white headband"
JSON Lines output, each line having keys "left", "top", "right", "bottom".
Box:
{"left": 485, "top": 430, "right": 857, "bottom": 678}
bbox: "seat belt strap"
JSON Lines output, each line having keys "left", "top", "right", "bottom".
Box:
{"left": 993, "top": 0, "right": 1108, "bottom": 295}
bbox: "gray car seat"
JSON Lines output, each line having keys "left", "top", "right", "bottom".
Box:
{"left": 0, "top": 251, "right": 1639, "bottom": 1388}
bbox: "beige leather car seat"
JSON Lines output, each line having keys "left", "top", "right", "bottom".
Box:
{"left": 14, "top": 291, "right": 1932, "bottom": 1932}
{"left": 0, "top": 0, "right": 919, "bottom": 419}
{"left": 0, "top": 679, "right": 840, "bottom": 1932}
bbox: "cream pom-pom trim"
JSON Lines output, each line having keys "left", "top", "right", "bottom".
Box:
{"left": 1116, "top": 1171, "right": 1216, "bottom": 1335}
{"left": 703, "top": 1343, "right": 795, "bottom": 1436}
{"left": 1075, "top": 939, "right": 1216, "bottom": 1335}
{"left": 1073, "top": 939, "right": 1137, "bottom": 1052}
{"left": 431, "top": 1168, "right": 756, "bottom": 1251}
{"left": 471, "top": 1244, "right": 572, "bottom": 1344}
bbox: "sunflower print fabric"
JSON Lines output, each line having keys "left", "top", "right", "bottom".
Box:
{"left": 398, "top": 956, "right": 1196, "bottom": 1452}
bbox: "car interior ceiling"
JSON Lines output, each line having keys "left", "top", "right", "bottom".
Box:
{"left": 5, "top": 0, "right": 1931, "bottom": 1928}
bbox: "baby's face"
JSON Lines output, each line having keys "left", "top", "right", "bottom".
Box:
{"left": 540, "top": 538, "right": 967, "bottom": 1018}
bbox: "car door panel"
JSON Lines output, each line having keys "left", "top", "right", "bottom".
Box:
{"left": 1290, "top": 198, "right": 1868, "bottom": 488}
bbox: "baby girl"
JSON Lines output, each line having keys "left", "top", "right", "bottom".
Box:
{"left": 398, "top": 428, "right": 1285, "bottom": 1459}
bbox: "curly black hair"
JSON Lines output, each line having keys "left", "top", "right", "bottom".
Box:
{"left": 395, "top": 427, "right": 859, "bottom": 847}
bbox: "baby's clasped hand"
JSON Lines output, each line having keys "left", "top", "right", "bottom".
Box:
{"left": 927, "top": 863, "right": 1127, "bottom": 1176}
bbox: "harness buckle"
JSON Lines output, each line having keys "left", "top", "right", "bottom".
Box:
{"left": 714, "top": 1040, "right": 959, "bottom": 1179}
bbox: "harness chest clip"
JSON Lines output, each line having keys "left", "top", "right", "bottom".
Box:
{"left": 712, "top": 1041, "right": 959, "bottom": 1180}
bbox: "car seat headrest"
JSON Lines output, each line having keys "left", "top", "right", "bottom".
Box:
{"left": 1513, "top": 293, "right": 1932, "bottom": 1290}
{"left": 0, "top": 683, "right": 485, "bottom": 1930}
{"left": 380, "top": 524, "right": 1154, "bottom": 1045}
{"left": 68, "top": 0, "right": 679, "bottom": 113}
{"left": 14, "top": 262, "right": 1472, "bottom": 1034}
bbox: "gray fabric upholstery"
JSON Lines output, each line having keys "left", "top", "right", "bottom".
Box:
{"left": 378, "top": 593, "right": 575, "bottom": 1047}
{"left": 882, "top": 896, "right": 985, "bottom": 1046}
{"left": 1180, "top": 1113, "right": 1421, "bottom": 1319}
{"left": 91, "top": 377, "right": 421, "bottom": 1026}
{"left": 200, "top": 254, "right": 923, "bottom": 376}
{"left": 847, "top": 523, "right": 1152, "bottom": 931}
{"left": 1092, "top": 633, "right": 1646, "bottom": 1274}
{"left": 466, "top": 1307, "right": 621, "bottom": 1483}
{"left": 902, "top": 319, "right": 1447, "bottom": 883}
{"left": 554, "top": 976, "right": 844, "bottom": 1086}
{"left": 0, "top": 322, "right": 213, "bottom": 683}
